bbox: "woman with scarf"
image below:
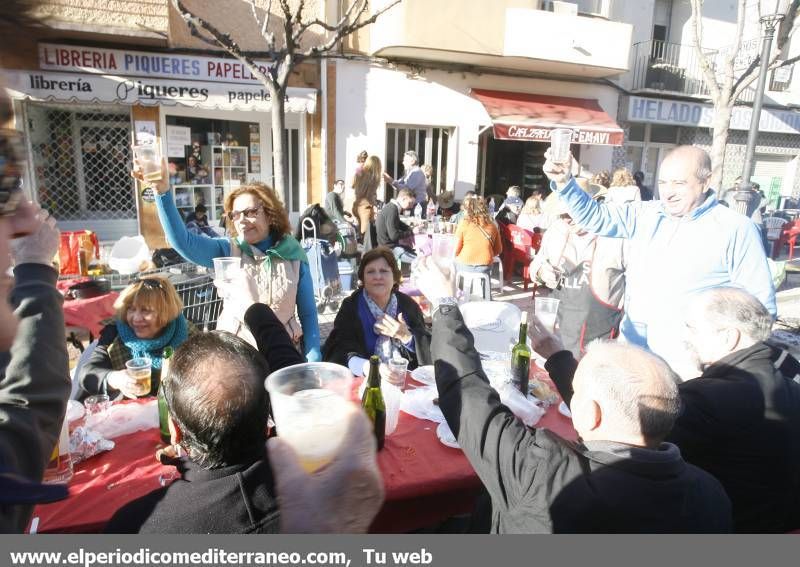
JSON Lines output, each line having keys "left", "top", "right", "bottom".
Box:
{"left": 133, "top": 160, "right": 321, "bottom": 361}
{"left": 322, "top": 247, "right": 431, "bottom": 377}
{"left": 77, "top": 277, "right": 189, "bottom": 399}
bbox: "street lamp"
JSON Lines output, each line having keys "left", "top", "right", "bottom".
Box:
{"left": 741, "top": 0, "right": 787, "bottom": 183}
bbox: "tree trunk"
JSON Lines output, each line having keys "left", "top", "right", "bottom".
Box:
{"left": 270, "top": 84, "right": 288, "bottom": 207}
{"left": 709, "top": 98, "right": 733, "bottom": 191}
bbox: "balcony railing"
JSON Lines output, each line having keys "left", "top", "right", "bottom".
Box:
{"left": 631, "top": 40, "right": 711, "bottom": 97}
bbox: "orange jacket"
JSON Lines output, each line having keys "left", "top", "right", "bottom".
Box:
{"left": 455, "top": 220, "right": 502, "bottom": 266}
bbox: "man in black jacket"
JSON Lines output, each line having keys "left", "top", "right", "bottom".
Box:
{"left": 376, "top": 188, "right": 417, "bottom": 266}
{"left": 416, "top": 259, "right": 732, "bottom": 533}
{"left": 107, "top": 304, "right": 384, "bottom": 533}
{"left": 537, "top": 286, "right": 800, "bottom": 533}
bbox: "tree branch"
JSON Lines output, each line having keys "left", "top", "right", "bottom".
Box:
{"left": 690, "top": 0, "right": 722, "bottom": 100}
{"left": 300, "top": 0, "right": 400, "bottom": 57}
{"left": 171, "top": 0, "right": 278, "bottom": 87}
{"left": 242, "top": 0, "right": 276, "bottom": 53}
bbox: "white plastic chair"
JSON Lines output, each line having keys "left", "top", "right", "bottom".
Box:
{"left": 460, "top": 301, "right": 521, "bottom": 354}
{"left": 456, "top": 271, "right": 492, "bottom": 301}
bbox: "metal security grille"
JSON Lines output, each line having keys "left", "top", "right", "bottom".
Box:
{"left": 385, "top": 125, "right": 451, "bottom": 196}
{"left": 26, "top": 103, "right": 135, "bottom": 221}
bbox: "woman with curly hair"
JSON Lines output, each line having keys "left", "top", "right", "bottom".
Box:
{"left": 608, "top": 168, "right": 641, "bottom": 204}
{"left": 135, "top": 161, "right": 321, "bottom": 361}
{"left": 352, "top": 155, "right": 383, "bottom": 239}
{"left": 454, "top": 196, "right": 502, "bottom": 277}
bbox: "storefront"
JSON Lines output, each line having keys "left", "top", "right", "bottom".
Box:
{"left": 333, "top": 60, "right": 622, "bottom": 204}
{"left": 2, "top": 43, "right": 317, "bottom": 242}
{"left": 619, "top": 95, "right": 800, "bottom": 204}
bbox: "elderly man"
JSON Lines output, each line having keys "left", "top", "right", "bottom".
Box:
{"left": 106, "top": 304, "right": 383, "bottom": 533}
{"left": 543, "top": 146, "right": 775, "bottom": 373}
{"left": 384, "top": 150, "right": 427, "bottom": 211}
{"left": 376, "top": 187, "right": 418, "bottom": 265}
{"left": 538, "top": 287, "right": 800, "bottom": 533}
{"left": 415, "top": 260, "right": 732, "bottom": 533}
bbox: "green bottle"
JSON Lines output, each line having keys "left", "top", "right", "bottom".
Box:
{"left": 157, "top": 346, "right": 174, "bottom": 444}
{"left": 361, "top": 355, "right": 386, "bottom": 450}
{"left": 511, "top": 311, "right": 532, "bottom": 396}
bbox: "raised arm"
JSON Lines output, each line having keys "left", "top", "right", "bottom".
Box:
{"left": 155, "top": 191, "right": 230, "bottom": 269}
{"left": 295, "top": 263, "right": 321, "bottom": 362}
{"left": 553, "top": 177, "right": 641, "bottom": 239}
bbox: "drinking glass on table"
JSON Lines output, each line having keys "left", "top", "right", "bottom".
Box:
{"left": 534, "top": 297, "right": 560, "bottom": 334}
{"left": 265, "top": 362, "right": 354, "bottom": 473}
{"left": 84, "top": 394, "right": 111, "bottom": 417}
{"left": 125, "top": 357, "right": 152, "bottom": 397}
{"left": 132, "top": 141, "right": 163, "bottom": 182}
{"left": 387, "top": 356, "right": 409, "bottom": 390}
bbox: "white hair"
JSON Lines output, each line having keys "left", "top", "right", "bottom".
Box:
{"left": 581, "top": 341, "right": 682, "bottom": 443}
{"left": 696, "top": 287, "right": 773, "bottom": 343}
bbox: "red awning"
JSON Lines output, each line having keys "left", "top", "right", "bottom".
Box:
{"left": 471, "top": 89, "right": 624, "bottom": 146}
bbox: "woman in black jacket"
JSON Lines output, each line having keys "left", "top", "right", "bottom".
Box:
{"left": 323, "top": 246, "right": 431, "bottom": 377}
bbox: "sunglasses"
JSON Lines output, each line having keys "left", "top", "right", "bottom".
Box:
{"left": 227, "top": 205, "right": 264, "bottom": 221}
{"left": 0, "top": 130, "right": 26, "bottom": 218}
{"left": 139, "top": 278, "right": 165, "bottom": 290}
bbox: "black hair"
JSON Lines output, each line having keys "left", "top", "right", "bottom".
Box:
{"left": 195, "top": 204, "right": 207, "bottom": 213}
{"left": 164, "top": 331, "right": 270, "bottom": 469}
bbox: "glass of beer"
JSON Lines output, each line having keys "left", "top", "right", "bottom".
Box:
{"left": 125, "top": 357, "right": 153, "bottom": 397}
{"left": 549, "top": 128, "right": 574, "bottom": 165}
{"left": 132, "top": 141, "right": 163, "bottom": 182}
{"left": 265, "top": 362, "right": 354, "bottom": 472}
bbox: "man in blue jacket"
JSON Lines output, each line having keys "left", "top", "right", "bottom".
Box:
{"left": 542, "top": 145, "right": 775, "bottom": 375}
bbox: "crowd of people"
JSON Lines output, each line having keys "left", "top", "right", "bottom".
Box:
{"left": 2, "top": 87, "right": 800, "bottom": 535}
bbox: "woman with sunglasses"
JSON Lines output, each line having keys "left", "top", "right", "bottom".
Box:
{"left": 133, "top": 161, "right": 320, "bottom": 361}
{"left": 77, "top": 276, "right": 190, "bottom": 399}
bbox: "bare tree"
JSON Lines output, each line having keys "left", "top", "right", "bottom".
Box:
{"left": 690, "top": 0, "right": 798, "bottom": 189}
{"left": 171, "top": 0, "right": 400, "bottom": 200}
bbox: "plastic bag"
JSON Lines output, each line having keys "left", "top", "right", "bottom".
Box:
{"left": 497, "top": 382, "right": 545, "bottom": 427}
{"left": 69, "top": 426, "right": 115, "bottom": 465}
{"left": 357, "top": 379, "right": 404, "bottom": 435}
{"left": 85, "top": 400, "right": 159, "bottom": 439}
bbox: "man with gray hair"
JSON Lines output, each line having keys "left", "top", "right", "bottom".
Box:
{"left": 417, "top": 259, "right": 732, "bottom": 533}
{"left": 543, "top": 145, "right": 775, "bottom": 375}
{"left": 538, "top": 286, "right": 800, "bottom": 532}
{"left": 673, "top": 287, "right": 800, "bottom": 532}
{"left": 383, "top": 150, "right": 427, "bottom": 210}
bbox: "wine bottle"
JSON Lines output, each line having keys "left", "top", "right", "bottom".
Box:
{"left": 157, "top": 346, "right": 174, "bottom": 444}
{"left": 361, "top": 355, "right": 386, "bottom": 450}
{"left": 511, "top": 312, "right": 532, "bottom": 396}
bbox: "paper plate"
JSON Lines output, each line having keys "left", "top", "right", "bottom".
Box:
{"left": 410, "top": 365, "right": 435, "bottom": 386}
{"left": 558, "top": 401, "right": 572, "bottom": 419}
{"left": 436, "top": 421, "right": 460, "bottom": 449}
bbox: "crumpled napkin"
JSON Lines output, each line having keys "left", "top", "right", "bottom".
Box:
{"left": 400, "top": 386, "right": 445, "bottom": 423}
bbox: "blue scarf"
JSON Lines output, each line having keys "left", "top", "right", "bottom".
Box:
{"left": 115, "top": 315, "right": 189, "bottom": 369}
{"left": 363, "top": 291, "right": 401, "bottom": 362}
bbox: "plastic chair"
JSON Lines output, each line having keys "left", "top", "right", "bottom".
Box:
{"left": 765, "top": 216, "right": 788, "bottom": 258}
{"left": 460, "top": 301, "right": 522, "bottom": 354}
{"left": 456, "top": 271, "right": 492, "bottom": 301}
{"left": 773, "top": 220, "right": 800, "bottom": 260}
{"left": 500, "top": 224, "right": 542, "bottom": 289}
{"left": 491, "top": 256, "right": 504, "bottom": 292}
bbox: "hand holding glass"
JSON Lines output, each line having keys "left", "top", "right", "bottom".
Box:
{"left": 125, "top": 357, "right": 152, "bottom": 397}
{"left": 132, "top": 141, "right": 163, "bottom": 182}
{"left": 266, "top": 363, "right": 354, "bottom": 472}
{"left": 548, "top": 129, "right": 574, "bottom": 165}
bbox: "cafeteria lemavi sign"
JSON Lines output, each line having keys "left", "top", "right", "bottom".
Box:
{"left": 629, "top": 96, "right": 800, "bottom": 136}
{"left": 0, "top": 43, "right": 316, "bottom": 113}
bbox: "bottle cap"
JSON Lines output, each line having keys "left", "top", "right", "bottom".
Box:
{"left": 520, "top": 311, "right": 528, "bottom": 324}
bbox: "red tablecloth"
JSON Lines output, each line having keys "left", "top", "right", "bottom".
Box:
{"left": 32, "top": 376, "right": 576, "bottom": 534}
{"left": 62, "top": 292, "right": 118, "bottom": 336}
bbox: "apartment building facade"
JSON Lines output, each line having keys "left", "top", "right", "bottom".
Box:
{"left": 614, "top": 0, "right": 800, "bottom": 205}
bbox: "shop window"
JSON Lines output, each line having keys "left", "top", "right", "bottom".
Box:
{"left": 27, "top": 104, "right": 134, "bottom": 221}
{"left": 650, "top": 124, "right": 679, "bottom": 144}
{"left": 628, "top": 123, "right": 646, "bottom": 142}
{"left": 385, "top": 125, "right": 451, "bottom": 197}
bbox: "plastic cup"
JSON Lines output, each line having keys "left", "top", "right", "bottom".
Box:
{"left": 534, "top": 297, "right": 560, "bottom": 333}
{"left": 213, "top": 256, "right": 242, "bottom": 284}
{"left": 84, "top": 394, "right": 111, "bottom": 417}
{"left": 387, "top": 357, "right": 409, "bottom": 390}
{"left": 265, "top": 362, "right": 354, "bottom": 472}
{"left": 125, "top": 357, "right": 152, "bottom": 397}
{"left": 549, "top": 128, "right": 574, "bottom": 164}
{"left": 132, "top": 141, "right": 162, "bottom": 182}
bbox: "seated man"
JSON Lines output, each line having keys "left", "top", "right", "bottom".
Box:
{"left": 537, "top": 287, "right": 800, "bottom": 533}
{"left": 184, "top": 204, "right": 217, "bottom": 237}
{"left": 106, "top": 303, "right": 383, "bottom": 533}
{"left": 416, "top": 260, "right": 732, "bottom": 533}
{"left": 376, "top": 187, "right": 417, "bottom": 265}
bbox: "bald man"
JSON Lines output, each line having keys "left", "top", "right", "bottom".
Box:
{"left": 428, "top": 296, "right": 732, "bottom": 533}
{"left": 543, "top": 146, "right": 775, "bottom": 375}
